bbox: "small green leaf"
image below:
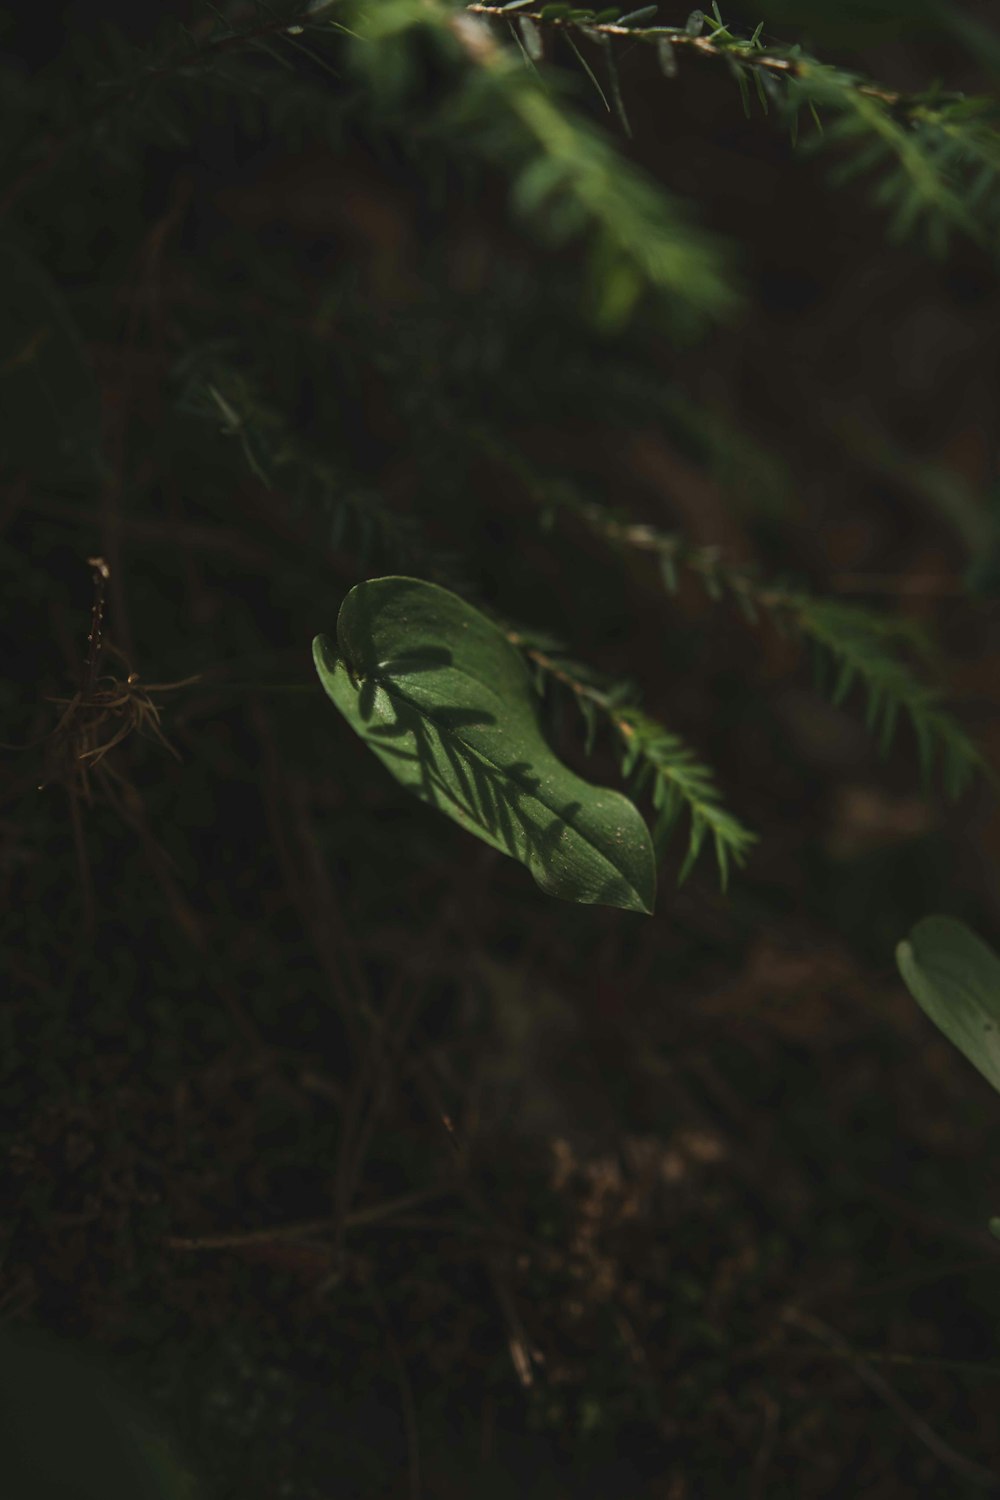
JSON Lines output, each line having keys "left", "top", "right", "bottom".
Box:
{"left": 731, "top": 62, "right": 751, "bottom": 117}
{"left": 580, "top": 695, "right": 598, "bottom": 754}
{"left": 733, "top": 585, "right": 758, "bottom": 623}
{"left": 314, "top": 577, "right": 656, "bottom": 913}
{"left": 754, "top": 67, "right": 768, "bottom": 113}
{"left": 617, "top": 5, "right": 658, "bottom": 25}
{"left": 566, "top": 32, "right": 611, "bottom": 112}
{"left": 677, "top": 815, "right": 707, "bottom": 885}
{"left": 702, "top": 567, "right": 723, "bottom": 602}
{"left": 896, "top": 916, "right": 1000, "bottom": 1095}
{"left": 519, "top": 15, "right": 544, "bottom": 59}
{"left": 591, "top": 254, "right": 642, "bottom": 328}
{"left": 602, "top": 37, "right": 632, "bottom": 137}
{"left": 657, "top": 36, "right": 678, "bottom": 76}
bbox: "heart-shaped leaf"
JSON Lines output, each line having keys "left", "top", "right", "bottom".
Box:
{"left": 896, "top": 915, "right": 1000, "bottom": 1095}
{"left": 313, "top": 576, "right": 656, "bottom": 913}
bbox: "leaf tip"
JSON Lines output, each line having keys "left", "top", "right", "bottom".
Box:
{"left": 312, "top": 632, "right": 337, "bottom": 674}
{"left": 632, "top": 886, "right": 655, "bottom": 917}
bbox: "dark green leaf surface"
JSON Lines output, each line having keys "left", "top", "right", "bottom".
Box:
{"left": 896, "top": 915, "right": 1000, "bottom": 1095}
{"left": 313, "top": 577, "right": 656, "bottom": 912}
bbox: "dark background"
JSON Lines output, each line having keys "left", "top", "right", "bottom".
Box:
{"left": 2, "top": 3, "right": 1000, "bottom": 1495}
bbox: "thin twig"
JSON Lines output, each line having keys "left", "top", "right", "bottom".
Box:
{"left": 366, "top": 1279, "right": 422, "bottom": 1500}
{"left": 409, "top": 1059, "right": 545, "bottom": 1390}
{"left": 464, "top": 4, "right": 912, "bottom": 107}
{"left": 249, "top": 699, "right": 364, "bottom": 1049}
{"left": 164, "top": 1188, "right": 456, "bottom": 1252}
{"left": 82, "top": 557, "right": 109, "bottom": 693}
{"left": 783, "top": 1307, "right": 1000, "bottom": 1490}
{"left": 330, "top": 966, "right": 431, "bottom": 1260}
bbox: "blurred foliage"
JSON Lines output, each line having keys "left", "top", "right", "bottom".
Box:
{"left": 2, "top": 1, "right": 1000, "bottom": 1496}
{"left": 1, "top": 1330, "right": 197, "bottom": 1500}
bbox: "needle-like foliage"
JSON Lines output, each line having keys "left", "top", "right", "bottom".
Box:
{"left": 0, "top": 0, "right": 990, "bottom": 911}
{"left": 464, "top": 2, "right": 1000, "bottom": 255}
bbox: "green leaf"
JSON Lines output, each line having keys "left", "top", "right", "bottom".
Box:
{"left": 313, "top": 577, "right": 656, "bottom": 913}
{"left": 754, "top": 67, "right": 768, "bottom": 113}
{"left": 896, "top": 916, "right": 1000, "bottom": 1095}
{"left": 618, "top": 5, "right": 659, "bottom": 25}
{"left": 565, "top": 32, "right": 611, "bottom": 112}
{"left": 732, "top": 62, "right": 751, "bottom": 117}
{"left": 518, "top": 15, "right": 544, "bottom": 60}
{"left": 602, "top": 37, "right": 632, "bottom": 137}
{"left": 657, "top": 36, "right": 678, "bottom": 76}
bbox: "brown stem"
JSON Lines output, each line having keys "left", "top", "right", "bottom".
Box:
{"left": 83, "top": 557, "right": 109, "bottom": 693}
{"left": 463, "top": 4, "right": 909, "bottom": 106}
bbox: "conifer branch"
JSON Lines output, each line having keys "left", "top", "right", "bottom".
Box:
{"left": 503, "top": 627, "right": 757, "bottom": 890}
{"left": 798, "top": 599, "right": 991, "bottom": 800}
{"left": 464, "top": 3, "right": 922, "bottom": 107}
{"left": 787, "top": 64, "right": 996, "bottom": 250}
{"left": 496, "top": 463, "right": 988, "bottom": 803}
{"left": 0, "top": 5, "right": 320, "bottom": 217}
{"left": 463, "top": 3, "right": 1000, "bottom": 251}
{"left": 172, "top": 354, "right": 465, "bottom": 585}
{"left": 359, "top": 0, "right": 737, "bottom": 326}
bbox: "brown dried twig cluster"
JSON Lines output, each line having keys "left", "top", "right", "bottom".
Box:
{"left": 38, "top": 556, "right": 198, "bottom": 802}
